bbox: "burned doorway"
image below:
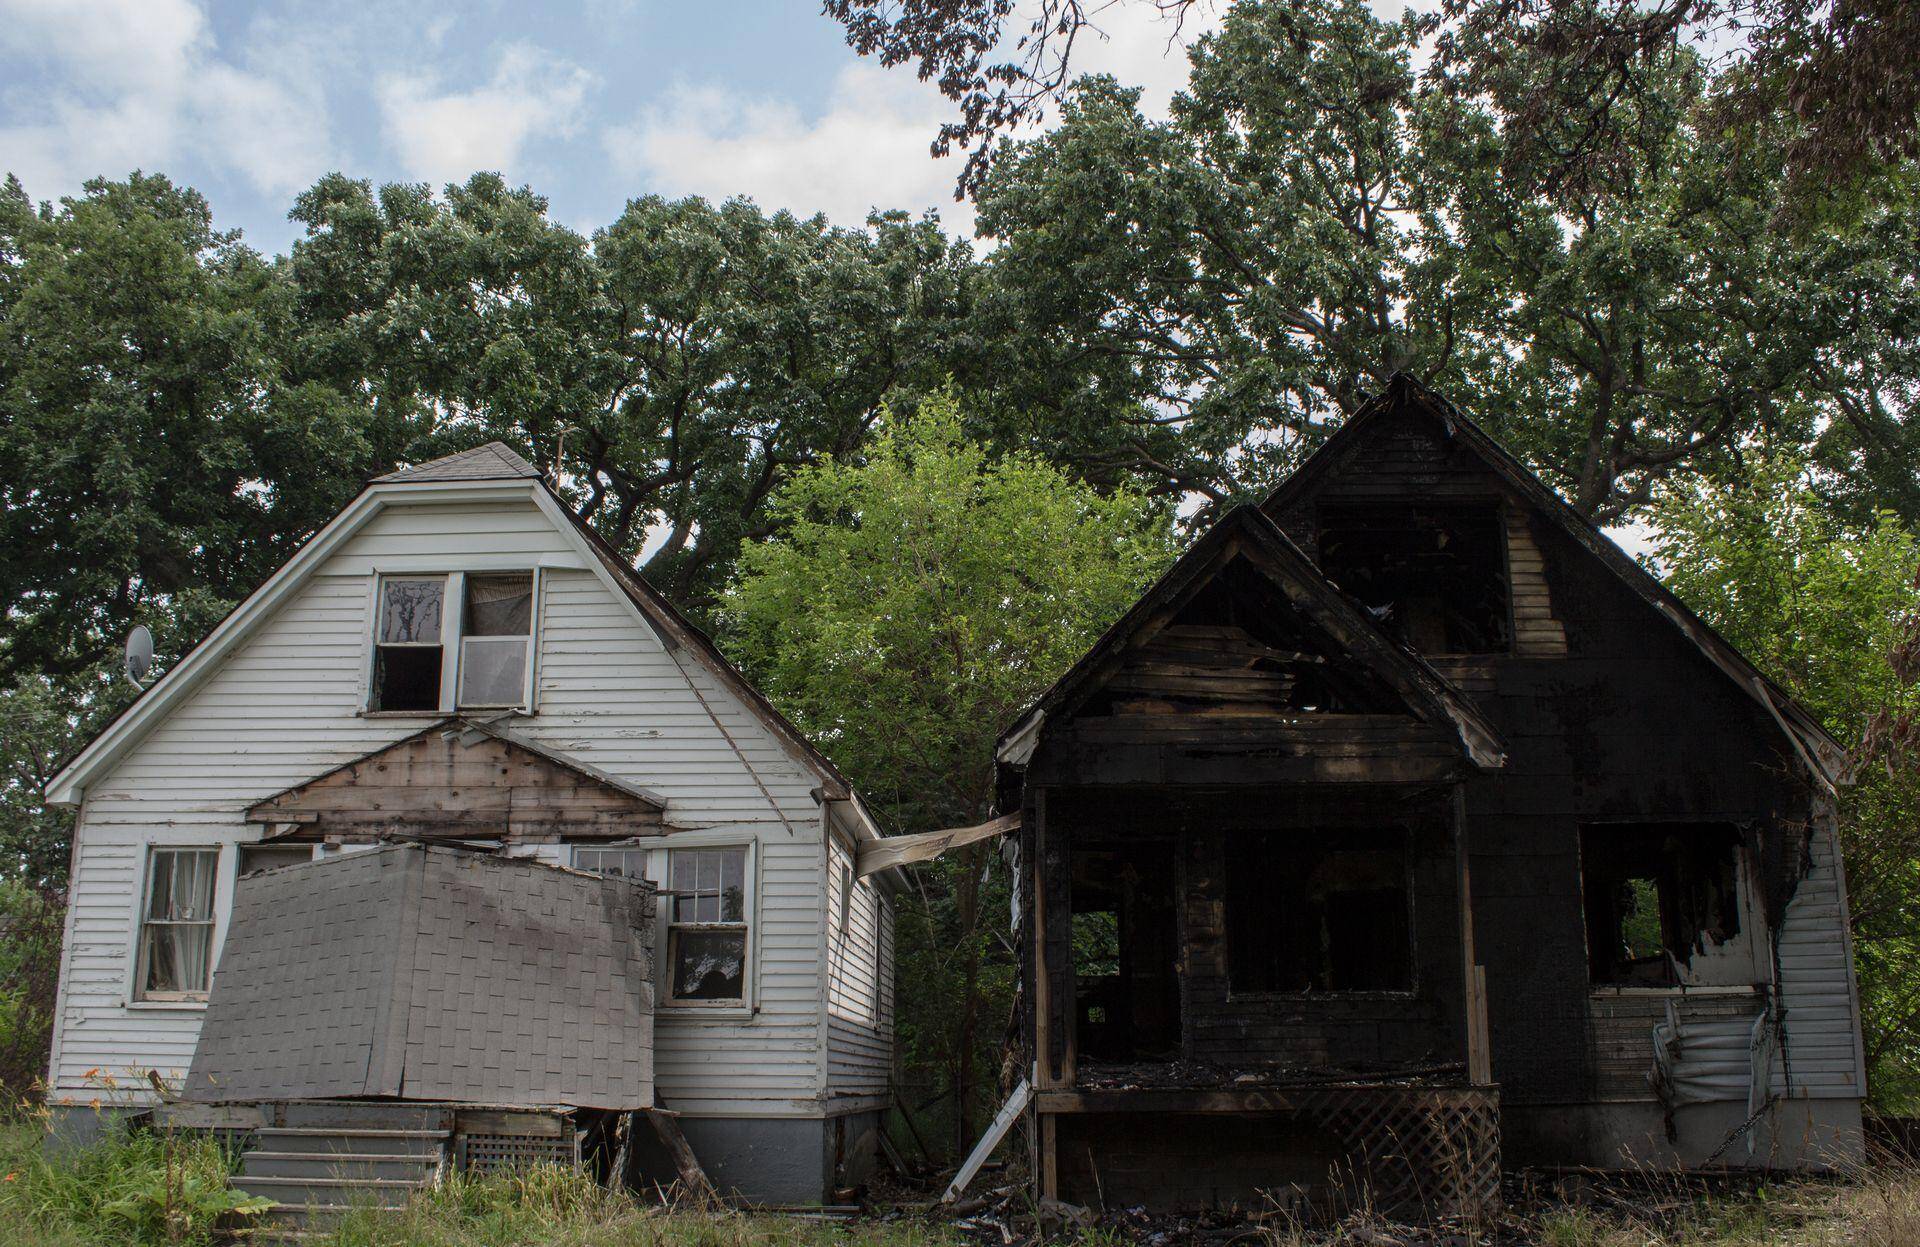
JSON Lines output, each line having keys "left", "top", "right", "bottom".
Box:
{"left": 1071, "top": 843, "right": 1180, "bottom": 1062}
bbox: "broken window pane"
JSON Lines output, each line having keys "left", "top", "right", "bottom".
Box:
{"left": 1581, "top": 824, "right": 1742, "bottom": 986}
{"left": 379, "top": 578, "right": 444, "bottom": 644}
{"left": 666, "top": 847, "right": 749, "bottom": 1001}
{"left": 671, "top": 929, "right": 746, "bottom": 1000}
{"left": 373, "top": 645, "right": 442, "bottom": 711}
{"left": 1226, "top": 828, "right": 1414, "bottom": 993}
{"left": 1317, "top": 504, "right": 1510, "bottom": 654}
{"left": 373, "top": 577, "right": 445, "bottom": 711}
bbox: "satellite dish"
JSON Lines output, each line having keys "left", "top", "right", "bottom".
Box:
{"left": 124, "top": 625, "right": 154, "bottom": 687}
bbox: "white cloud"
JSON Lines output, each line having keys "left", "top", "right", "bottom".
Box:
{"left": 378, "top": 44, "right": 596, "bottom": 187}
{"left": 602, "top": 2, "right": 1222, "bottom": 239}
{"left": 605, "top": 64, "right": 969, "bottom": 233}
{"left": 0, "top": 0, "right": 333, "bottom": 199}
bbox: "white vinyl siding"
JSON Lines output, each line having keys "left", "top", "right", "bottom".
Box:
{"left": 46, "top": 496, "right": 853, "bottom": 1119}
{"left": 1772, "top": 810, "right": 1868, "bottom": 1097}
{"left": 825, "top": 837, "right": 894, "bottom": 1104}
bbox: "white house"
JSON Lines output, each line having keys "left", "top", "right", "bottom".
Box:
{"left": 43, "top": 443, "right": 899, "bottom": 1204}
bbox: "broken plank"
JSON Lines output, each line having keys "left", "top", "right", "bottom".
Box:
{"left": 943, "top": 1079, "right": 1031, "bottom": 1203}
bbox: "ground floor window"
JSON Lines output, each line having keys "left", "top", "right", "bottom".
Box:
{"left": 137, "top": 847, "right": 219, "bottom": 1000}
{"left": 1581, "top": 823, "right": 1741, "bottom": 986}
{"left": 1226, "top": 828, "right": 1414, "bottom": 993}
{"left": 572, "top": 845, "right": 650, "bottom": 879}
{"left": 237, "top": 843, "right": 313, "bottom": 875}
{"left": 667, "top": 847, "right": 748, "bottom": 1002}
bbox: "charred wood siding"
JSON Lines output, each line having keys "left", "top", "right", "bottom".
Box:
{"left": 1270, "top": 404, "right": 1843, "bottom": 1116}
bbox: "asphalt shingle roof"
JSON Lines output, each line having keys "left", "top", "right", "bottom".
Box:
{"left": 373, "top": 442, "right": 541, "bottom": 484}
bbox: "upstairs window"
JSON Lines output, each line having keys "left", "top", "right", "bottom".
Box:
{"left": 1226, "top": 828, "right": 1414, "bottom": 993}
{"left": 459, "top": 573, "right": 534, "bottom": 707}
{"left": 373, "top": 577, "right": 445, "bottom": 711}
{"left": 1318, "top": 504, "right": 1510, "bottom": 654}
{"left": 370, "top": 572, "right": 536, "bottom": 712}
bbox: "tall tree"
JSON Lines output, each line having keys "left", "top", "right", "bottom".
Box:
{"left": 0, "top": 173, "right": 394, "bottom": 681}
{"left": 971, "top": 0, "right": 1919, "bottom": 524}
{"left": 722, "top": 387, "right": 1174, "bottom": 1148}
{"left": 286, "top": 176, "right": 982, "bottom": 607}
{"left": 826, "top": 0, "right": 1920, "bottom": 195}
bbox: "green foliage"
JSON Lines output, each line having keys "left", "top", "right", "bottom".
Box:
{"left": 0, "top": 1119, "right": 261, "bottom": 1246}
{"left": 974, "top": 0, "right": 1920, "bottom": 524}
{"left": 722, "top": 387, "right": 1174, "bottom": 1150}
{"left": 0, "top": 173, "right": 391, "bottom": 682}
{"left": 284, "top": 175, "right": 979, "bottom": 607}
{"left": 0, "top": 883, "right": 64, "bottom": 1096}
{"left": 723, "top": 386, "right": 1175, "bottom": 832}
{"left": 1651, "top": 458, "right": 1920, "bottom": 1107}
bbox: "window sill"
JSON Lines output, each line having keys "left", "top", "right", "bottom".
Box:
{"left": 658, "top": 1002, "right": 755, "bottom": 1020}
{"left": 127, "top": 998, "right": 208, "bottom": 1011}
{"left": 358, "top": 709, "right": 445, "bottom": 719}
{"left": 1227, "top": 990, "right": 1420, "bottom": 1003}
{"left": 1589, "top": 984, "right": 1760, "bottom": 998}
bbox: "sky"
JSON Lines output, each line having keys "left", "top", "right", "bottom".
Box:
{"left": 0, "top": 0, "right": 1238, "bottom": 255}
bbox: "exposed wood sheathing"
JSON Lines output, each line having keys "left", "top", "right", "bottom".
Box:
{"left": 246, "top": 722, "right": 667, "bottom": 843}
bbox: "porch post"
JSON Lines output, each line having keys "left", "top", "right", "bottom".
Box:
{"left": 1452, "top": 785, "right": 1493, "bottom": 1086}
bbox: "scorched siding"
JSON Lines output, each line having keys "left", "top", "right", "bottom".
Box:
{"left": 47, "top": 495, "right": 839, "bottom": 1117}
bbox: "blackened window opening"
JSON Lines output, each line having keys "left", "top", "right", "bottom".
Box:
{"left": 1072, "top": 843, "right": 1181, "bottom": 1062}
{"left": 1580, "top": 824, "right": 1742, "bottom": 986}
{"left": 1317, "top": 504, "right": 1510, "bottom": 654}
{"left": 1226, "top": 828, "right": 1414, "bottom": 993}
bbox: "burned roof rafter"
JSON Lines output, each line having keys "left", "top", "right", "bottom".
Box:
{"left": 997, "top": 505, "right": 1507, "bottom": 770}
{"left": 1261, "top": 374, "right": 1847, "bottom": 789}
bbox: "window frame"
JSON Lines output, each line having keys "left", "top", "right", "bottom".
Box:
{"left": 647, "top": 841, "right": 756, "bottom": 1011}
{"left": 130, "top": 845, "right": 224, "bottom": 1007}
{"left": 364, "top": 569, "right": 541, "bottom": 715}
{"left": 1314, "top": 500, "right": 1515, "bottom": 657}
{"left": 1578, "top": 821, "right": 1755, "bottom": 993}
{"left": 571, "top": 844, "right": 652, "bottom": 880}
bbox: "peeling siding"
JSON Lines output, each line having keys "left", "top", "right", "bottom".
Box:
{"left": 1775, "top": 813, "right": 1867, "bottom": 1098}
{"left": 47, "top": 497, "right": 859, "bottom": 1119}
{"left": 825, "top": 838, "right": 894, "bottom": 1104}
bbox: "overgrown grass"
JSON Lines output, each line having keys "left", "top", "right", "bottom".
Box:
{"left": 6, "top": 1110, "right": 1919, "bottom": 1246}
{"left": 0, "top": 1110, "right": 262, "bottom": 1246}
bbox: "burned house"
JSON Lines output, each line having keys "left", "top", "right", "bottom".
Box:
{"left": 996, "top": 377, "right": 1864, "bottom": 1214}
{"left": 43, "top": 444, "right": 901, "bottom": 1207}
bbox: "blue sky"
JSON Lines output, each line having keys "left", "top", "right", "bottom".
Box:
{"left": 0, "top": 0, "right": 1224, "bottom": 255}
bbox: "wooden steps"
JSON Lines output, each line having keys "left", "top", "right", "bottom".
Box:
{"left": 226, "top": 1107, "right": 452, "bottom": 1240}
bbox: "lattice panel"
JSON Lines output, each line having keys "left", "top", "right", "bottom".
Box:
{"left": 1295, "top": 1086, "right": 1502, "bottom": 1220}
{"left": 456, "top": 1131, "right": 580, "bottom": 1175}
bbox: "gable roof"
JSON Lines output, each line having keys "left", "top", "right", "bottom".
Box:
{"left": 45, "top": 467, "right": 876, "bottom": 835}
{"left": 372, "top": 441, "right": 542, "bottom": 484}
{"left": 996, "top": 504, "right": 1507, "bottom": 770}
{"left": 1261, "top": 373, "right": 1848, "bottom": 789}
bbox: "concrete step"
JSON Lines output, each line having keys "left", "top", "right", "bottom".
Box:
{"left": 276, "top": 1101, "right": 452, "bottom": 1131}
{"left": 231, "top": 1174, "right": 419, "bottom": 1209}
{"left": 243, "top": 1150, "right": 441, "bottom": 1181}
{"left": 252, "top": 1126, "right": 448, "bottom": 1157}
